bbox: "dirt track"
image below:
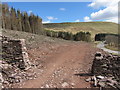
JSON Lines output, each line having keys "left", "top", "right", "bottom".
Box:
{"left": 15, "top": 42, "right": 101, "bottom": 88}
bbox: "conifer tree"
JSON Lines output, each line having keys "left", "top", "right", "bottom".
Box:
{"left": 16, "top": 9, "right": 22, "bottom": 31}
{"left": 2, "top": 4, "right": 11, "bottom": 29}
{"left": 23, "top": 12, "right": 31, "bottom": 32}
{"left": 10, "top": 7, "right": 17, "bottom": 30}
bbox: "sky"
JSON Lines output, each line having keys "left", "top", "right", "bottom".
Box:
{"left": 5, "top": 0, "right": 119, "bottom": 23}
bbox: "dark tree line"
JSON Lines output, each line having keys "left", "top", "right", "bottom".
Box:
{"left": 74, "top": 32, "right": 91, "bottom": 41}
{"left": 95, "top": 33, "right": 107, "bottom": 41}
{"left": 1, "top": 4, "right": 43, "bottom": 34}
{"left": 95, "top": 33, "right": 119, "bottom": 41}
{"left": 44, "top": 30, "right": 91, "bottom": 42}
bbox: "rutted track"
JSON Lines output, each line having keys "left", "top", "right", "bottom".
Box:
{"left": 97, "top": 41, "right": 120, "bottom": 54}
{"left": 15, "top": 42, "right": 101, "bottom": 88}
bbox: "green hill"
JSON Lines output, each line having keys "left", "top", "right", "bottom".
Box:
{"left": 43, "top": 22, "right": 118, "bottom": 39}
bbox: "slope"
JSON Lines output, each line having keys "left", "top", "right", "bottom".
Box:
{"left": 43, "top": 22, "right": 118, "bottom": 38}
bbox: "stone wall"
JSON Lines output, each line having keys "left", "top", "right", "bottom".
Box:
{"left": 92, "top": 52, "right": 120, "bottom": 81}
{"left": 1, "top": 36, "right": 31, "bottom": 69}
{"left": 91, "top": 52, "right": 120, "bottom": 88}
{"left": 0, "top": 36, "right": 33, "bottom": 88}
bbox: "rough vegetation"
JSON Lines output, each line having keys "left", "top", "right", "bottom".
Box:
{"left": 43, "top": 22, "right": 118, "bottom": 39}
{"left": 105, "top": 35, "right": 120, "bottom": 51}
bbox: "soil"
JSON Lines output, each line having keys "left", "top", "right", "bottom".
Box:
{"left": 2, "top": 29, "right": 104, "bottom": 88}
{"left": 12, "top": 42, "right": 102, "bottom": 88}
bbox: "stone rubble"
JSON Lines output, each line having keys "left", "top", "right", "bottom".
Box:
{"left": 86, "top": 52, "right": 120, "bottom": 89}
{"left": 61, "top": 82, "right": 69, "bottom": 88}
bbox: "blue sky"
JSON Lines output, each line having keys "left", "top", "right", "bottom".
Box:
{"left": 6, "top": 1, "right": 118, "bottom": 23}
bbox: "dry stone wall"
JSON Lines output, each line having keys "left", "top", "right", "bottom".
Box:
{"left": 0, "top": 36, "right": 33, "bottom": 88}
{"left": 1, "top": 36, "right": 31, "bottom": 69}
{"left": 92, "top": 52, "right": 120, "bottom": 81}
{"left": 91, "top": 52, "right": 120, "bottom": 89}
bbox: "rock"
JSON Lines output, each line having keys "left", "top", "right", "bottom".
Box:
{"left": 2, "top": 64, "right": 12, "bottom": 69}
{"left": 41, "top": 86, "right": 44, "bottom": 88}
{"left": 93, "top": 76, "right": 97, "bottom": 87}
{"left": 101, "top": 64, "right": 108, "bottom": 68}
{"left": 15, "top": 79, "right": 20, "bottom": 83}
{"left": 62, "top": 82, "right": 69, "bottom": 87}
{"left": 1, "top": 86, "right": 4, "bottom": 89}
{"left": 108, "top": 54, "right": 113, "bottom": 57}
{"left": 95, "top": 56, "right": 103, "bottom": 60}
{"left": 99, "top": 78, "right": 107, "bottom": 82}
{"left": 107, "top": 77, "right": 114, "bottom": 80}
{"left": 9, "top": 78, "right": 14, "bottom": 83}
{"left": 3, "top": 81, "right": 9, "bottom": 84}
{"left": 85, "top": 77, "right": 91, "bottom": 82}
{"left": 115, "top": 84, "right": 120, "bottom": 89}
{"left": 45, "top": 84, "right": 49, "bottom": 88}
{"left": 15, "top": 76, "right": 21, "bottom": 79}
{"left": 71, "top": 83, "right": 75, "bottom": 86}
{"left": 98, "top": 81, "right": 106, "bottom": 87}
{"left": 95, "top": 52, "right": 103, "bottom": 60}
{"left": 96, "top": 76, "right": 105, "bottom": 79}
{"left": 107, "top": 79, "right": 117, "bottom": 85}
{"left": 95, "top": 52, "right": 102, "bottom": 57}
{"left": 3, "top": 41, "right": 8, "bottom": 44}
{"left": 28, "top": 77, "right": 33, "bottom": 80}
{"left": 0, "top": 73, "right": 4, "bottom": 83}
{"left": 107, "top": 83, "right": 116, "bottom": 88}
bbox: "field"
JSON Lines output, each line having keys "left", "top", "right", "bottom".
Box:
{"left": 2, "top": 29, "right": 107, "bottom": 88}
{"left": 43, "top": 22, "right": 118, "bottom": 39}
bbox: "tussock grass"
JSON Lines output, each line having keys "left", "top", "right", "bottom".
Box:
{"left": 44, "top": 22, "right": 118, "bottom": 39}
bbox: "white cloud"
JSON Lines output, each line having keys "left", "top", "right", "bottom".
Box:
{"left": 87, "top": 0, "right": 119, "bottom": 23}
{"left": 91, "top": 6, "right": 118, "bottom": 20}
{"left": 75, "top": 19, "right": 80, "bottom": 22}
{"left": 28, "top": 10, "right": 32, "bottom": 14}
{"left": 46, "top": 16, "right": 58, "bottom": 20}
{"left": 105, "top": 17, "right": 118, "bottom": 23}
{"left": 84, "top": 16, "right": 92, "bottom": 22}
{"left": 59, "top": 8, "right": 66, "bottom": 11}
{"left": 88, "top": 0, "right": 119, "bottom": 9}
{"left": 42, "top": 20, "right": 51, "bottom": 23}
{"left": 43, "top": 16, "right": 58, "bottom": 23}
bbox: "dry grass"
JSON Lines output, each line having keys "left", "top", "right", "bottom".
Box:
{"left": 105, "top": 45, "right": 119, "bottom": 51}
{"left": 43, "top": 22, "right": 118, "bottom": 39}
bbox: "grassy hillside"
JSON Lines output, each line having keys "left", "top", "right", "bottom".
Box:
{"left": 43, "top": 22, "right": 118, "bottom": 39}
